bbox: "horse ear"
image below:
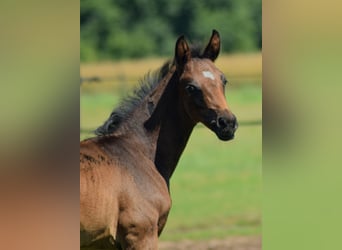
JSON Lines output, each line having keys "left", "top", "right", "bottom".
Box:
{"left": 202, "top": 29, "right": 220, "bottom": 61}
{"left": 175, "top": 35, "right": 191, "bottom": 71}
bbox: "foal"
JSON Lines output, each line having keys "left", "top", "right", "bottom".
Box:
{"left": 80, "top": 30, "right": 237, "bottom": 250}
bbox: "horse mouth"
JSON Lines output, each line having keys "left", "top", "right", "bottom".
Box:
{"left": 215, "top": 128, "right": 235, "bottom": 141}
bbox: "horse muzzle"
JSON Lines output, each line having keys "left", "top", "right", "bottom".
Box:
{"left": 210, "top": 114, "right": 238, "bottom": 141}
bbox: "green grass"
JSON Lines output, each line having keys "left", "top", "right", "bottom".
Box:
{"left": 80, "top": 92, "right": 120, "bottom": 137}
{"left": 161, "top": 122, "right": 261, "bottom": 241}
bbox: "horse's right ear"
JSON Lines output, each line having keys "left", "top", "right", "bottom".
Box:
{"left": 175, "top": 35, "right": 191, "bottom": 72}
{"left": 202, "top": 29, "right": 221, "bottom": 62}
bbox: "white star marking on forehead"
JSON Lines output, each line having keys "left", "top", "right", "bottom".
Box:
{"left": 202, "top": 71, "right": 215, "bottom": 80}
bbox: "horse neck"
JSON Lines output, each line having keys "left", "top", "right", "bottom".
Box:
{"left": 155, "top": 104, "right": 195, "bottom": 188}
{"left": 146, "top": 72, "right": 196, "bottom": 187}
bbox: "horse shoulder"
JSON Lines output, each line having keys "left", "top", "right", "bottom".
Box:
{"left": 116, "top": 158, "right": 171, "bottom": 244}
{"left": 80, "top": 138, "right": 122, "bottom": 247}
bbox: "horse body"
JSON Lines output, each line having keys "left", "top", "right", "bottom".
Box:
{"left": 80, "top": 30, "right": 237, "bottom": 249}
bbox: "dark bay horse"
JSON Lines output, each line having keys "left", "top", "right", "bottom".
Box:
{"left": 80, "top": 30, "right": 238, "bottom": 250}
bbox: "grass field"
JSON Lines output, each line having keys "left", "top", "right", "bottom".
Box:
{"left": 80, "top": 53, "right": 262, "bottom": 242}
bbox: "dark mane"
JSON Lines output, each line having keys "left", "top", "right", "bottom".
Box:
{"left": 95, "top": 45, "right": 203, "bottom": 136}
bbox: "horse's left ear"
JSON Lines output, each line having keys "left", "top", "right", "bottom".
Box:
{"left": 175, "top": 35, "right": 191, "bottom": 72}
{"left": 202, "top": 29, "right": 221, "bottom": 62}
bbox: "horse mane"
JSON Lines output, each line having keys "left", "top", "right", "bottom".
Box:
{"left": 95, "top": 45, "right": 203, "bottom": 136}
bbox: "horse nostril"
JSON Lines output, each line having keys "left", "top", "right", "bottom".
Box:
{"left": 218, "top": 115, "right": 238, "bottom": 131}
{"left": 232, "top": 119, "right": 238, "bottom": 130}
{"left": 218, "top": 117, "right": 228, "bottom": 128}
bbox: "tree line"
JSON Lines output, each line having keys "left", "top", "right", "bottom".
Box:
{"left": 81, "top": 0, "right": 261, "bottom": 62}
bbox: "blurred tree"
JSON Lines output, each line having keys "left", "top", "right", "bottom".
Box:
{"left": 80, "top": 0, "right": 261, "bottom": 61}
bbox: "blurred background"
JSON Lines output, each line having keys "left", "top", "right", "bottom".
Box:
{"left": 80, "top": 0, "right": 261, "bottom": 248}
{"left": 80, "top": 0, "right": 261, "bottom": 61}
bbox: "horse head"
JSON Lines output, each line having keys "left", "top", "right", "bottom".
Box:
{"left": 175, "top": 30, "right": 238, "bottom": 141}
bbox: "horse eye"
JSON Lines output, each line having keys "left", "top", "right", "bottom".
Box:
{"left": 221, "top": 75, "right": 228, "bottom": 86}
{"left": 185, "top": 84, "right": 197, "bottom": 94}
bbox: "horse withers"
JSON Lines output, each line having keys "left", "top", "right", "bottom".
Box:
{"left": 80, "top": 30, "right": 237, "bottom": 250}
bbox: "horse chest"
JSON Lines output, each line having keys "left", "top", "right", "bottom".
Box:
{"left": 120, "top": 168, "right": 171, "bottom": 217}
{"left": 117, "top": 169, "right": 171, "bottom": 240}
